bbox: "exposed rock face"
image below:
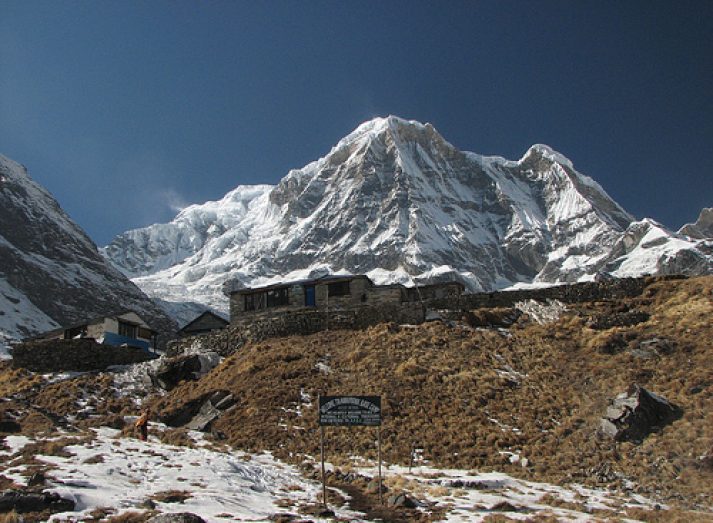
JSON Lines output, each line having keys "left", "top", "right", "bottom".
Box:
{"left": 0, "top": 155, "right": 178, "bottom": 344}
{"left": 679, "top": 208, "right": 713, "bottom": 239}
{"left": 599, "top": 385, "right": 682, "bottom": 443}
{"left": 102, "top": 117, "right": 712, "bottom": 318}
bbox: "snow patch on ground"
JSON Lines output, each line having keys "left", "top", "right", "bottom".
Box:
{"left": 515, "top": 299, "right": 568, "bottom": 324}
{"left": 0, "top": 426, "right": 684, "bottom": 522}
{"left": 2, "top": 428, "right": 345, "bottom": 522}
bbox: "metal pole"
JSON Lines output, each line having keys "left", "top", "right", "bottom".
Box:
{"left": 321, "top": 424, "right": 327, "bottom": 507}
{"left": 377, "top": 426, "right": 383, "bottom": 505}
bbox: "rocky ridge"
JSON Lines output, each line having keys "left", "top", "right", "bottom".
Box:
{"left": 680, "top": 207, "right": 713, "bottom": 239}
{"left": 0, "top": 155, "right": 177, "bottom": 345}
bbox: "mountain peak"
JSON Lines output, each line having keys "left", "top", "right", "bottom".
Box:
{"left": 334, "top": 115, "right": 431, "bottom": 149}
{"left": 101, "top": 121, "right": 711, "bottom": 319}
{"left": 520, "top": 144, "right": 575, "bottom": 170}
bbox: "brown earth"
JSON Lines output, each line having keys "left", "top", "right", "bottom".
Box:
{"left": 144, "top": 275, "right": 713, "bottom": 513}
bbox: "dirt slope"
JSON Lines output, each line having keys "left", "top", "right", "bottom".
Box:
{"left": 149, "top": 276, "right": 713, "bottom": 510}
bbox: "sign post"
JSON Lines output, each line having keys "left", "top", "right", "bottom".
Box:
{"left": 318, "top": 395, "right": 382, "bottom": 507}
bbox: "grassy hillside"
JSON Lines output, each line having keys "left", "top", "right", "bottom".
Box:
{"left": 149, "top": 276, "right": 713, "bottom": 511}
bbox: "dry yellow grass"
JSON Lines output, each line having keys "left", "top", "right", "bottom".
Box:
{"left": 147, "top": 276, "right": 713, "bottom": 511}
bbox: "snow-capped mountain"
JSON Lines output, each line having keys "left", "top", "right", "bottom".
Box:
{"left": 0, "top": 155, "right": 177, "bottom": 347}
{"left": 102, "top": 116, "right": 712, "bottom": 315}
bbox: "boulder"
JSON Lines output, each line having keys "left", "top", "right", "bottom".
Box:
{"left": 151, "top": 352, "right": 221, "bottom": 391}
{"left": 26, "top": 472, "right": 46, "bottom": 487}
{"left": 151, "top": 355, "right": 203, "bottom": 390}
{"left": 161, "top": 389, "right": 235, "bottom": 431}
{"left": 0, "top": 419, "right": 21, "bottom": 433}
{"left": 147, "top": 513, "right": 206, "bottom": 523}
{"left": 599, "top": 384, "right": 682, "bottom": 443}
{"left": 0, "top": 490, "right": 74, "bottom": 513}
{"left": 387, "top": 493, "right": 417, "bottom": 508}
{"left": 185, "top": 401, "right": 222, "bottom": 432}
{"left": 462, "top": 308, "right": 522, "bottom": 328}
{"left": 636, "top": 337, "right": 676, "bottom": 356}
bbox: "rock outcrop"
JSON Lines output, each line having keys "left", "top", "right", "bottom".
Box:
{"left": 0, "top": 490, "right": 74, "bottom": 514}
{"left": 150, "top": 351, "right": 221, "bottom": 391}
{"left": 159, "top": 389, "right": 235, "bottom": 433}
{"left": 679, "top": 208, "right": 713, "bottom": 239}
{"left": 599, "top": 384, "right": 682, "bottom": 443}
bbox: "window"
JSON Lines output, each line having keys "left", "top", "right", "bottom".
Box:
{"left": 267, "top": 287, "right": 289, "bottom": 307}
{"left": 118, "top": 321, "right": 137, "bottom": 339}
{"left": 245, "top": 293, "right": 256, "bottom": 311}
{"left": 244, "top": 287, "right": 289, "bottom": 311}
{"left": 138, "top": 327, "right": 153, "bottom": 340}
{"left": 64, "top": 325, "right": 87, "bottom": 339}
{"left": 328, "top": 281, "right": 351, "bottom": 297}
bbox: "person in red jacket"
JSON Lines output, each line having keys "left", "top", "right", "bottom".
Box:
{"left": 135, "top": 408, "right": 150, "bottom": 441}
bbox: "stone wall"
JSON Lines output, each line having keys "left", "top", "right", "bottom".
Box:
{"left": 168, "top": 302, "right": 425, "bottom": 357}
{"left": 169, "top": 276, "right": 682, "bottom": 358}
{"left": 11, "top": 339, "right": 157, "bottom": 372}
{"left": 422, "top": 276, "right": 671, "bottom": 311}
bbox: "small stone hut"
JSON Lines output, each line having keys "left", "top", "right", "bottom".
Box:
{"left": 178, "top": 311, "right": 229, "bottom": 337}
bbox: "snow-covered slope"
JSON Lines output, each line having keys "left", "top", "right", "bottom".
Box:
{"left": 102, "top": 116, "right": 712, "bottom": 315}
{"left": 102, "top": 185, "right": 273, "bottom": 277}
{"left": 0, "top": 155, "right": 177, "bottom": 348}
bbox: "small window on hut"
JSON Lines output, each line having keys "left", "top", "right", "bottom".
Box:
{"left": 138, "top": 327, "right": 153, "bottom": 340}
{"left": 267, "top": 287, "right": 289, "bottom": 307}
{"left": 328, "top": 281, "right": 350, "bottom": 297}
{"left": 64, "top": 325, "right": 87, "bottom": 339}
{"left": 245, "top": 288, "right": 288, "bottom": 310}
{"left": 245, "top": 293, "right": 256, "bottom": 311}
{"left": 118, "top": 321, "right": 137, "bottom": 339}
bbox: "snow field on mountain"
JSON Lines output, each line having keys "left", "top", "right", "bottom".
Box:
{"left": 611, "top": 220, "right": 705, "bottom": 277}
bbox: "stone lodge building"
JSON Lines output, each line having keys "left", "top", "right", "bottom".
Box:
{"left": 228, "top": 274, "right": 464, "bottom": 324}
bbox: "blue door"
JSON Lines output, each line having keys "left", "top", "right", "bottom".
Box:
{"left": 305, "top": 285, "right": 316, "bottom": 306}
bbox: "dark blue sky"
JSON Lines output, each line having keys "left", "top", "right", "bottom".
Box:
{"left": 1, "top": 1, "right": 711, "bottom": 245}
